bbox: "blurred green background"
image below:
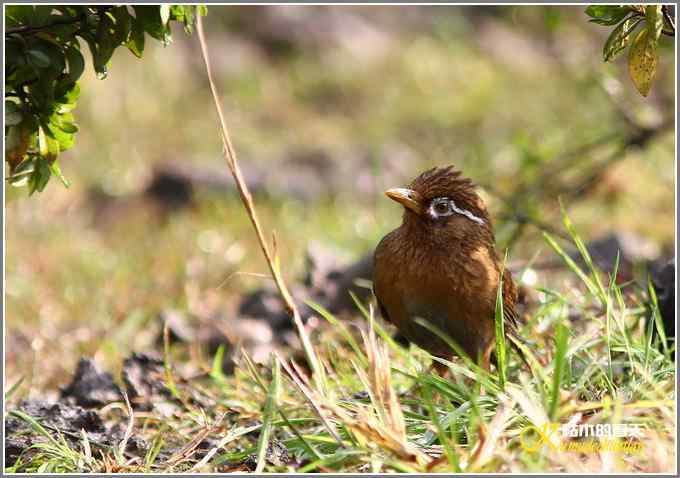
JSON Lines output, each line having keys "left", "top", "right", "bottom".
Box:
{"left": 5, "top": 5, "right": 675, "bottom": 396}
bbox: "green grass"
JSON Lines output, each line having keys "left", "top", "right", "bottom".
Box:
{"left": 6, "top": 220, "right": 675, "bottom": 472}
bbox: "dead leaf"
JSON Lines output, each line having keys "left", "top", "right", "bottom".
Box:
{"left": 628, "top": 28, "right": 658, "bottom": 97}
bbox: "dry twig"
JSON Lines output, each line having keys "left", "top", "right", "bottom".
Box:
{"left": 195, "top": 14, "right": 324, "bottom": 390}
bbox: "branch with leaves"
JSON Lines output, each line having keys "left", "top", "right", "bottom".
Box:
{"left": 586, "top": 4, "right": 674, "bottom": 97}
{"left": 4, "top": 5, "right": 207, "bottom": 194}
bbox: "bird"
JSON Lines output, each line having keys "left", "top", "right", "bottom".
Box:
{"left": 373, "top": 165, "right": 522, "bottom": 372}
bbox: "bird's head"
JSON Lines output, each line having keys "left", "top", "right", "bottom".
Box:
{"left": 385, "top": 166, "right": 491, "bottom": 238}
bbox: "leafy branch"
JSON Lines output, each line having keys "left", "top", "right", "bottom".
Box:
{"left": 4, "top": 5, "right": 207, "bottom": 194}
{"left": 586, "top": 5, "right": 675, "bottom": 97}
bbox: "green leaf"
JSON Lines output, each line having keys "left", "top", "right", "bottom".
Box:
{"left": 170, "top": 5, "right": 186, "bottom": 21}
{"left": 30, "top": 39, "right": 66, "bottom": 72}
{"left": 45, "top": 118, "right": 76, "bottom": 151}
{"left": 94, "top": 11, "right": 116, "bottom": 75}
{"left": 111, "top": 6, "right": 132, "bottom": 46}
{"left": 58, "top": 122, "right": 78, "bottom": 134}
{"left": 584, "top": 5, "right": 608, "bottom": 18}
{"left": 133, "top": 6, "right": 171, "bottom": 44}
{"left": 32, "top": 6, "right": 53, "bottom": 26}
{"left": 171, "top": 5, "right": 194, "bottom": 34}
{"left": 55, "top": 81, "right": 80, "bottom": 105}
{"left": 39, "top": 124, "right": 61, "bottom": 157}
{"left": 628, "top": 28, "right": 658, "bottom": 97}
{"left": 26, "top": 49, "right": 51, "bottom": 68}
{"left": 46, "top": 12, "right": 81, "bottom": 40}
{"left": 49, "top": 160, "right": 70, "bottom": 188}
{"left": 28, "top": 156, "right": 52, "bottom": 194}
{"left": 603, "top": 17, "right": 642, "bottom": 62}
{"left": 585, "top": 6, "right": 625, "bottom": 25}
{"left": 6, "top": 6, "right": 52, "bottom": 27}
{"left": 585, "top": 5, "right": 631, "bottom": 26}
{"left": 645, "top": 5, "right": 663, "bottom": 45}
{"left": 5, "top": 6, "right": 32, "bottom": 26}
{"left": 78, "top": 31, "right": 102, "bottom": 75}
{"left": 7, "top": 66, "right": 39, "bottom": 87}
{"left": 65, "top": 46, "right": 85, "bottom": 83}
{"left": 126, "top": 18, "right": 145, "bottom": 58}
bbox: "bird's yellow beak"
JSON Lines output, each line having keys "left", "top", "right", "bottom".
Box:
{"left": 385, "top": 188, "right": 424, "bottom": 215}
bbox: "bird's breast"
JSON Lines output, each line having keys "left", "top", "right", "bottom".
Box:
{"left": 373, "top": 229, "right": 500, "bottom": 358}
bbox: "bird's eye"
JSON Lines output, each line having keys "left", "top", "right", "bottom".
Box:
{"left": 433, "top": 200, "right": 450, "bottom": 215}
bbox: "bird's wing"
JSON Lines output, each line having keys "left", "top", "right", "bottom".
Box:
{"left": 373, "top": 283, "right": 393, "bottom": 325}
{"left": 500, "top": 268, "right": 533, "bottom": 369}
{"left": 501, "top": 268, "right": 520, "bottom": 329}
{"left": 372, "top": 234, "right": 396, "bottom": 325}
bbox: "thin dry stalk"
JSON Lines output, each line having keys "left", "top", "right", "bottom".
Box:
{"left": 325, "top": 399, "right": 428, "bottom": 464}
{"left": 190, "top": 423, "right": 262, "bottom": 472}
{"left": 468, "top": 395, "right": 515, "bottom": 470}
{"left": 163, "top": 414, "right": 225, "bottom": 467}
{"left": 195, "top": 14, "right": 323, "bottom": 390}
{"left": 356, "top": 309, "right": 408, "bottom": 443}
{"left": 279, "top": 357, "right": 343, "bottom": 445}
{"left": 118, "top": 392, "right": 134, "bottom": 458}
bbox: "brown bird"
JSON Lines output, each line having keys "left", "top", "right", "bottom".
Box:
{"left": 373, "top": 166, "right": 521, "bottom": 371}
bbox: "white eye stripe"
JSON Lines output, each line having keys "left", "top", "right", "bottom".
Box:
{"left": 429, "top": 198, "right": 485, "bottom": 224}
{"left": 450, "top": 200, "right": 485, "bottom": 224}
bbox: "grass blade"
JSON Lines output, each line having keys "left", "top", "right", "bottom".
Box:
{"left": 307, "top": 299, "right": 368, "bottom": 366}
{"left": 255, "top": 354, "right": 280, "bottom": 472}
{"left": 542, "top": 232, "right": 598, "bottom": 297}
{"left": 494, "top": 251, "right": 508, "bottom": 389}
{"left": 647, "top": 278, "right": 669, "bottom": 359}
{"left": 549, "top": 321, "right": 569, "bottom": 420}
{"left": 421, "top": 383, "right": 460, "bottom": 471}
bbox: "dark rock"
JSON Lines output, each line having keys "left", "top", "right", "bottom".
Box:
{"left": 158, "top": 309, "right": 232, "bottom": 354}
{"left": 323, "top": 254, "right": 374, "bottom": 314}
{"left": 122, "top": 352, "right": 170, "bottom": 410}
{"left": 651, "top": 259, "right": 675, "bottom": 344}
{"left": 577, "top": 232, "right": 660, "bottom": 283}
{"left": 237, "top": 288, "right": 292, "bottom": 331}
{"left": 7, "top": 400, "right": 106, "bottom": 435}
{"left": 4, "top": 399, "right": 152, "bottom": 468}
{"left": 238, "top": 243, "right": 374, "bottom": 332}
{"left": 302, "top": 243, "right": 374, "bottom": 314}
{"left": 143, "top": 167, "right": 194, "bottom": 209}
{"left": 60, "top": 357, "right": 122, "bottom": 408}
{"left": 5, "top": 400, "right": 107, "bottom": 465}
{"left": 5, "top": 434, "right": 32, "bottom": 465}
